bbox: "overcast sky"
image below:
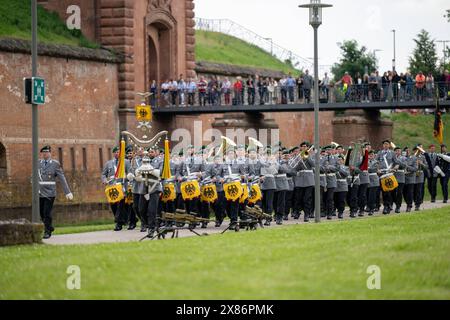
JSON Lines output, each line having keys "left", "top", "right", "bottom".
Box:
{"left": 195, "top": 0, "right": 450, "bottom": 76}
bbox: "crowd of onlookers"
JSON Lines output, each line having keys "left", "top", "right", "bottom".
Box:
{"left": 149, "top": 69, "right": 450, "bottom": 108}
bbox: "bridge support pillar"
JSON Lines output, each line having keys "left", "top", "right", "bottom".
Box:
{"left": 332, "top": 110, "right": 393, "bottom": 148}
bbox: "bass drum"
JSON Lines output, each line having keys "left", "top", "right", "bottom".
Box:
{"left": 380, "top": 173, "right": 398, "bottom": 192}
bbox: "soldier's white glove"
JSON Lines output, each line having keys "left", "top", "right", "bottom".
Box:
{"left": 66, "top": 193, "right": 74, "bottom": 200}
{"left": 127, "top": 173, "right": 135, "bottom": 182}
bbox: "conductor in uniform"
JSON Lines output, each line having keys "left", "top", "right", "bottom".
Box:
{"left": 39, "top": 145, "right": 73, "bottom": 239}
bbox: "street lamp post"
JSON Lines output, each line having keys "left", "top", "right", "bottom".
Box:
{"left": 31, "top": 0, "right": 39, "bottom": 223}
{"left": 437, "top": 40, "right": 450, "bottom": 67}
{"left": 392, "top": 29, "right": 396, "bottom": 71}
{"left": 299, "top": 0, "right": 332, "bottom": 223}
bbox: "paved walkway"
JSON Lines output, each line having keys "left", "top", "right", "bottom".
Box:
{"left": 43, "top": 201, "right": 449, "bottom": 245}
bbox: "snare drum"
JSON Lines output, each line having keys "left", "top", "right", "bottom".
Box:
{"left": 380, "top": 173, "right": 398, "bottom": 192}
{"left": 161, "top": 181, "right": 176, "bottom": 202}
{"left": 105, "top": 183, "right": 124, "bottom": 204}
{"left": 201, "top": 183, "right": 218, "bottom": 203}
{"left": 224, "top": 177, "right": 243, "bottom": 202}
{"left": 180, "top": 179, "right": 201, "bottom": 201}
{"left": 239, "top": 183, "right": 249, "bottom": 204}
{"left": 248, "top": 184, "right": 262, "bottom": 205}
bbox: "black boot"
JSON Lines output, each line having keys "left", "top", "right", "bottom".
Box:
{"left": 327, "top": 215, "right": 332, "bottom": 220}
{"left": 43, "top": 231, "right": 52, "bottom": 239}
{"left": 114, "top": 224, "right": 122, "bottom": 231}
{"left": 201, "top": 222, "right": 207, "bottom": 229}
{"left": 338, "top": 212, "right": 343, "bottom": 219}
{"left": 406, "top": 206, "right": 412, "bottom": 213}
{"left": 358, "top": 210, "right": 364, "bottom": 217}
{"left": 395, "top": 206, "right": 400, "bottom": 213}
{"left": 350, "top": 211, "right": 356, "bottom": 218}
{"left": 283, "top": 215, "right": 289, "bottom": 221}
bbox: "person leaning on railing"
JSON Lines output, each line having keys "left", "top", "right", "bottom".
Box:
{"left": 415, "top": 71, "right": 426, "bottom": 101}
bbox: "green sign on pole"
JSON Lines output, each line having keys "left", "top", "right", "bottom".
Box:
{"left": 32, "top": 77, "right": 45, "bottom": 105}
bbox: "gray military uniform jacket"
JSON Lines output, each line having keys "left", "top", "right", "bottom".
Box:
{"left": 393, "top": 155, "right": 407, "bottom": 184}
{"left": 404, "top": 156, "right": 418, "bottom": 185}
{"left": 275, "top": 160, "right": 290, "bottom": 191}
{"left": 38, "top": 159, "right": 71, "bottom": 198}
{"left": 368, "top": 159, "right": 380, "bottom": 188}
{"left": 180, "top": 156, "right": 204, "bottom": 176}
{"left": 294, "top": 156, "right": 315, "bottom": 188}
{"left": 130, "top": 156, "right": 145, "bottom": 195}
{"left": 335, "top": 164, "right": 350, "bottom": 192}
{"left": 415, "top": 155, "right": 426, "bottom": 184}
{"left": 425, "top": 153, "right": 439, "bottom": 178}
{"left": 260, "top": 161, "right": 278, "bottom": 190}
{"left": 320, "top": 155, "right": 337, "bottom": 189}
{"left": 101, "top": 158, "right": 131, "bottom": 185}
{"left": 204, "top": 162, "right": 225, "bottom": 192}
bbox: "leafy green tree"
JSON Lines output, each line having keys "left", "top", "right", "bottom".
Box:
{"left": 408, "top": 29, "right": 438, "bottom": 76}
{"left": 331, "top": 40, "right": 377, "bottom": 81}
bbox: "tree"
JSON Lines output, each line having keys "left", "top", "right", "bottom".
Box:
{"left": 331, "top": 40, "right": 377, "bottom": 81}
{"left": 408, "top": 29, "right": 438, "bottom": 76}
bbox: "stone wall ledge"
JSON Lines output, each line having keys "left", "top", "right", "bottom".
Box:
{"left": 0, "top": 38, "right": 123, "bottom": 64}
{"left": 195, "top": 60, "right": 286, "bottom": 79}
{"left": 0, "top": 219, "right": 44, "bottom": 246}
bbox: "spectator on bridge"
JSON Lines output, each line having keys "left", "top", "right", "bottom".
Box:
{"left": 207, "top": 76, "right": 218, "bottom": 106}
{"left": 405, "top": 72, "right": 414, "bottom": 101}
{"left": 368, "top": 72, "right": 379, "bottom": 102}
{"left": 216, "top": 76, "right": 223, "bottom": 106}
{"left": 415, "top": 71, "right": 426, "bottom": 101}
{"left": 399, "top": 73, "right": 406, "bottom": 102}
{"left": 392, "top": 71, "right": 401, "bottom": 102}
{"left": 297, "top": 75, "right": 304, "bottom": 103}
{"left": 258, "top": 77, "right": 268, "bottom": 105}
{"left": 169, "top": 79, "right": 178, "bottom": 106}
{"left": 161, "top": 79, "right": 170, "bottom": 106}
{"left": 362, "top": 74, "right": 370, "bottom": 102}
{"left": 150, "top": 80, "right": 157, "bottom": 107}
{"left": 178, "top": 77, "right": 187, "bottom": 106}
{"left": 355, "top": 72, "right": 363, "bottom": 102}
{"left": 187, "top": 78, "right": 197, "bottom": 106}
{"left": 197, "top": 76, "right": 208, "bottom": 106}
{"left": 267, "top": 78, "right": 275, "bottom": 104}
{"left": 222, "top": 77, "right": 232, "bottom": 105}
{"left": 425, "top": 72, "right": 434, "bottom": 100}
{"left": 247, "top": 75, "right": 256, "bottom": 105}
{"left": 302, "top": 70, "right": 313, "bottom": 104}
{"left": 382, "top": 72, "right": 390, "bottom": 102}
{"left": 322, "top": 72, "right": 330, "bottom": 102}
{"left": 233, "top": 76, "right": 243, "bottom": 105}
{"left": 286, "top": 73, "right": 296, "bottom": 104}
{"left": 279, "top": 76, "right": 287, "bottom": 104}
{"left": 436, "top": 70, "right": 447, "bottom": 100}
{"left": 446, "top": 70, "right": 450, "bottom": 101}
{"left": 336, "top": 71, "right": 353, "bottom": 102}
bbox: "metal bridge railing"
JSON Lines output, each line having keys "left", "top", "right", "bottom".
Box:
{"left": 151, "top": 82, "right": 450, "bottom": 110}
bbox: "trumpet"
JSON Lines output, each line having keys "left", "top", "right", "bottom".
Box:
{"left": 390, "top": 141, "right": 397, "bottom": 150}
{"left": 414, "top": 146, "right": 425, "bottom": 157}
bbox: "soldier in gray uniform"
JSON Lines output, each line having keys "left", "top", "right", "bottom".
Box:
{"left": 320, "top": 146, "right": 338, "bottom": 220}
{"left": 414, "top": 147, "right": 427, "bottom": 211}
{"left": 101, "top": 146, "right": 131, "bottom": 231}
{"left": 392, "top": 147, "right": 407, "bottom": 213}
{"left": 205, "top": 154, "right": 226, "bottom": 227}
{"left": 438, "top": 144, "right": 450, "bottom": 203}
{"left": 293, "top": 142, "right": 316, "bottom": 222}
{"left": 357, "top": 144, "right": 370, "bottom": 217}
{"left": 402, "top": 147, "right": 417, "bottom": 212}
{"left": 347, "top": 163, "right": 361, "bottom": 218}
{"left": 273, "top": 148, "right": 290, "bottom": 225}
{"left": 283, "top": 149, "right": 296, "bottom": 220}
{"left": 130, "top": 147, "right": 147, "bottom": 232}
{"left": 219, "top": 147, "right": 246, "bottom": 227}
{"left": 38, "top": 145, "right": 73, "bottom": 239}
{"left": 125, "top": 146, "right": 138, "bottom": 229}
{"left": 334, "top": 155, "right": 349, "bottom": 219}
{"left": 424, "top": 144, "right": 439, "bottom": 202}
{"left": 260, "top": 149, "right": 278, "bottom": 225}
{"left": 377, "top": 139, "right": 395, "bottom": 214}
{"left": 179, "top": 145, "right": 204, "bottom": 216}
{"left": 367, "top": 151, "right": 380, "bottom": 215}
{"left": 236, "top": 145, "right": 250, "bottom": 218}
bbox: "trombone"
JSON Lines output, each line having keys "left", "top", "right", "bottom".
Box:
{"left": 288, "top": 145, "right": 313, "bottom": 169}
{"left": 413, "top": 146, "right": 425, "bottom": 157}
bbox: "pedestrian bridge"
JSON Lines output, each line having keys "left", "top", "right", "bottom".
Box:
{"left": 152, "top": 100, "right": 450, "bottom": 115}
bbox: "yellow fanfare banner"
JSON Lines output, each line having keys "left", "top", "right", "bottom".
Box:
{"left": 161, "top": 183, "right": 176, "bottom": 202}
{"left": 115, "top": 139, "right": 126, "bottom": 179}
{"left": 135, "top": 105, "right": 152, "bottom": 122}
{"left": 161, "top": 138, "right": 172, "bottom": 180}
{"left": 224, "top": 181, "right": 243, "bottom": 201}
{"left": 248, "top": 184, "right": 262, "bottom": 205}
{"left": 201, "top": 184, "right": 218, "bottom": 203}
{"left": 124, "top": 186, "right": 133, "bottom": 204}
{"left": 239, "top": 183, "right": 249, "bottom": 204}
{"left": 181, "top": 180, "right": 201, "bottom": 200}
{"left": 105, "top": 184, "right": 124, "bottom": 204}
{"left": 380, "top": 174, "right": 399, "bottom": 192}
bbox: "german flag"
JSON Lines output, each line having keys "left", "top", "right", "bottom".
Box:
{"left": 433, "top": 89, "right": 444, "bottom": 145}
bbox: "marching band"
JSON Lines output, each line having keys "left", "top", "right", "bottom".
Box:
{"left": 100, "top": 139, "right": 450, "bottom": 237}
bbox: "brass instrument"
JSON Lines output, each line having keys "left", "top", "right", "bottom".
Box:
{"left": 413, "top": 146, "right": 425, "bottom": 157}
{"left": 390, "top": 141, "right": 397, "bottom": 150}
{"left": 288, "top": 145, "right": 314, "bottom": 169}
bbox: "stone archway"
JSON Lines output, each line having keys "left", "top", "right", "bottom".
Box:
{"left": 145, "top": 8, "right": 178, "bottom": 91}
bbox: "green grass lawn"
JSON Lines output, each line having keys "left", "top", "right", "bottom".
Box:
{"left": 1, "top": 207, "right": 449, "bottom": 300}
{"left": 387, "top": 112, "right": 450, "bottom": 149}
{"left": 196, "top": 30, "right": 299, "bottom": 75}
{"left": 0, "top": 0, "right": 98, "bottom": 48}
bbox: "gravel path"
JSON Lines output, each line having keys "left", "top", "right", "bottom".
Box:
{"left": 43, "top": 201, "right": 449, "bottom": 245}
